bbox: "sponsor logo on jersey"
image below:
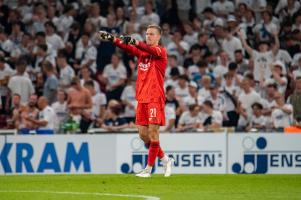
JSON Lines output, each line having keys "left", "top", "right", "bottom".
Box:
{"left": 138, "top": 62, "right": 150, "bottom": 71}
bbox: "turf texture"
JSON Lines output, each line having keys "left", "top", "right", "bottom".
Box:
{"left": 0, "top": 174, "right": 300, "bottom": 200}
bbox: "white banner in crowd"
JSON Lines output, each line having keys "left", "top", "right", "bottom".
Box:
{"left": 0, "top": 133, "right": 301, "bottom": 175}
{"left": 228, "top": 134, "right": 301, "bottom": 174}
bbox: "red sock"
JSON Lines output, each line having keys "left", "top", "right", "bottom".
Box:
{"left": 147, "top": 141, "right": 160, "bottom": 166}
{"left": 145, "top": 142, "right": 164, "bottom": 159}
{"left": 157, "top": 147, "right": 165, "bottom": 159}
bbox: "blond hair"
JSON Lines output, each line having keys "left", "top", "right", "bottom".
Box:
{"left": 147, "top": 24, "right": 162, "bottom": 35}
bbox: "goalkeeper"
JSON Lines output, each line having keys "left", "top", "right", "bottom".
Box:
{"left": 97, "top": 25, "right": 174, "bottom": 178}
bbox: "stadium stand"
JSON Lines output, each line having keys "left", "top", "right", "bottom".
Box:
{"left": 0, "top": 0, "right": 301, "bottom": 134}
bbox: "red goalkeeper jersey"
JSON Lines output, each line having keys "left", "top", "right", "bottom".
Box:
{"left": 114, "top": 38, "right": 167, "bottom": 103}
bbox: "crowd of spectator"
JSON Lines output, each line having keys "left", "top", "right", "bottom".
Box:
{"left": 0, "top": 0, "right": 301, "bottom": 134}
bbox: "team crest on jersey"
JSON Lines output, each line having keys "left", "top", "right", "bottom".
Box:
{"left": 138, "top": 62, "right": 150, "bottom": 71}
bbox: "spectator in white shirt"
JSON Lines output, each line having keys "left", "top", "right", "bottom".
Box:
{"left": 271, "top": 92, "right": 293, "bottom": 131}
{"left": 33, "top": 31, "right": 56, "bottom": 57}
{"left": 86, "top": 3, "right": 107, "bottom": 30}
{"left": 205, "top": 84, "right": 225, "bottom": 112}
{"left": 8, "top": 58, "right": 35, "bottom": 105}
{"left": 182, "top": 81, "right": 198, "bottom": 109}
{"left": 99, "top": 53, "right": 127, "bottom": 101}
{"left": 237, "top": 28, "right": 279, "bottom": 82}
{"left": 9, "top": 22, "right": 24, "bottom": 46}
{"left": 266, "top": 61, "right": 287, "bottom": 95}
{"left": 222, "top": 27, "right": 243, "bottom": 62}
{"left": 175, "top": 75, "right": 189, "bottom": 100}
{"left": 124, "top": 22, "right": 143, "bottom": 41}
{"left": 226, "top": 62, "right": 243, "bottom": 88}
{"left": 214, "top": 51, "right": 230, "bottom": 85}
{"left": 222, "top": 72, "right": 241, "bottom": 96}
{"left": 263, "top": 82, "right": 277, "bottom": 105}
{"left": 0, "top": 27, "right": 15, "bottom": 56}
{"left": 221, "top": 73, "right": 240, "bottom": 127}
{"left": 51, "top": 89, "right": 68, "bottom": 132}
{"left": 247, "top": 102, "right": 267, "bottom": 132}
{"left": 198, "top": 75, "right": 212, "bottom": 104}
{"left": 54, "top": 5, "right": 74, "bottom": 38}
{"left": 201, "top": 100, "right": 223, "bottom": 131}
{"left": 274, "top": 47, "right": 292, "bottom": 69}
{"left": 57, "top": 50, "right": 75, "bottom": 89}
{"left": 254, "top": 10, "right": 278, "bottom": 42}
{"left": 44, "top": 21, "right": 65, "bottom": 52}
{"left": 177, "top": 104, "right": 201, "bottom": 132}
{"left": 212, "top": 0, "right": 235, "bottom": 18}
{"left": 202, "top": 7, "right": 217, "bottom": 31}
{"left": 185, "top": 45, "right": 203, "bottom": 78}
{"left": 140, "top": 1, "right": 160, "bottom": 25}
{"left": 25, "top": 96, "right": 57, "bottom": 133}
{"left": 123, "top": 10, "right": 140, "bottom": 34}
{"left": 161, "top": 23, "right": 173, "bottom": 47}
{"left": 75, "top": 34, "right": 97, "bottom": 73}
{"left": 183, "top": 22, "right": 198, "bottom": 48}
{"left": 238, "top": 77, "right": 262, "bottom": 116}
{"left": 234, "top": 49, "right": 249, "bottom": 75}
{"left": 167, "top": 31, "right": 189, "bottom": 65}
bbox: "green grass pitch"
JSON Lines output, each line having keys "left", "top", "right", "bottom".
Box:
{"left": 0, "top": 174, "right": 300, "bottom": 200}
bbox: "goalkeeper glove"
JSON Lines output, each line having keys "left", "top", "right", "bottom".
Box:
{"left": 98, "top": 31, "right": 114, "bottom": 42}
{"left": 120, "top": 35, "right": 136, "bottom": 45}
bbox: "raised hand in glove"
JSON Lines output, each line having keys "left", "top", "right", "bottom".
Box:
{"left": 120, "top": 35, "right": 137, "bottom": 45}
{"left": 97, "top": 31, "right": 114, "bottom": 42}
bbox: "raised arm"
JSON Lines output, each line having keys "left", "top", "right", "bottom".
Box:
{"left": 135, "top": 41, "right": 166, "bottom": 58}
{"left": 114, "top": 38, "right": 147, "bottom": 57}
{"left": 97, "top": 31, "right": 146, "bottom": 57}
{"left": 237, "top": 29, "right": 254, "bottom": 57}
{"left": 117, "top": 35, "right": 166, "bottom": 58}
{"left": 271, "top": 31, "right": 280, "bottom": 55}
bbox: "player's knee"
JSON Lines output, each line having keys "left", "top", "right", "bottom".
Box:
{"left": 138, "top": 126, "right": 149, "bottom": 143}
{"left": 148, "top": 126, "right": 159, "bottom": 141}
{"left": 139, "top": 133, "right": 149, "bottom": 143}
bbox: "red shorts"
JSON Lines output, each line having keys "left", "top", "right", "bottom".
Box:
{"left": 136, "top": 102, "right": 165, "bottom": 126}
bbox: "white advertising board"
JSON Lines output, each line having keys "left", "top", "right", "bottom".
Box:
{"left": 1, "top": 133, "right": 301, "bottom": 175}
{"left": 116, "top": 133, "right": 227, "bottom": 174}
{"left": 228, "top": 134, "right": 301, "bottom": 174}
{"left": 0, "top": 135, "right": 116, "bottom": 174}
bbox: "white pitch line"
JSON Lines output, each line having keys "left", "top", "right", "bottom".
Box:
{"left": 0, "top": 190, "right": 160, "bottom": 200}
